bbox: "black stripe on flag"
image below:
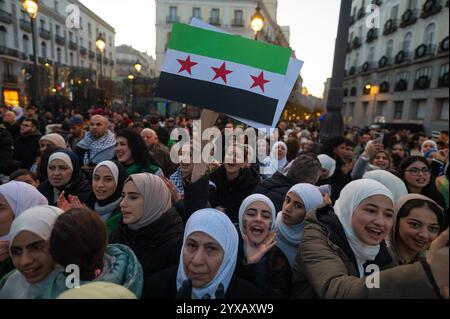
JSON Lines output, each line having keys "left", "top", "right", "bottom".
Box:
{"left": 156, "top": 72, "right": 278, "bottom": 125}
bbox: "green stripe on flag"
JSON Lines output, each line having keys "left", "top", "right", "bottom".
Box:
{"left": 168, "top": 23, "right": 291, "bottom": 75}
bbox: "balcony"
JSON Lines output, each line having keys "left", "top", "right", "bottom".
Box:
{"left": 190, "top": 16, "right": 202, "bottom": 21}
{"left": 209, "top": 17, "right": 221, "bottom": 26}
{"left": 395, "top": 51, "right": 412, "bottom": 64}
{"left": 348, "top": 66, "right": 356, "bottom": 76}
{"left": 366, "top": 28, "right": 378, "bottom": 43}
{"left": 372, "top": 0, "right": 383, "bottom": 5}
{"left": 439, "top": 36, "right": 449, "bottom": 53}
{"left": 0, "top": 9, "right": 13, "bottom": 24}
{"left": 383, "top": 19, "right": 398, "bottom": 35}
{"left": 361, "top": 61, "right": 375, "bottom": 73}
{"left": 20, "top": 19, "right": 32, "bottom": 32}
{"left": 347, "top": 42, "right": 353, "bottom": 53}
{"left": 350, "top": 87, "right": 357, "bottom": 96}
{"left": 55, "top": 35, "right": 65, "bottom": 45}
{"left": 421, "top": 0, "right": 443, "bottom": 19}
{"left": 69, "top": 41, "right": 78, "bottom": 50}
{"left": 414, "top": 44, "right": 437, "bottom": 59}
{"left": 39, "top": 28, "right": 51, "bottom": 40}
{"left": 378, "top": 56, "right": 393, "bottom": 68}
{"left": 395, "top": 79, "right": 408, "bottom": 91}
{"left": 379, "top": 81, "right": 390, "bottom": 93}
{"left": 232, "top": 19, "right": 244, "bottom": 27}
{"left": 400, "top": 9, "right": 419, "bottom": 28}
{"left": 352, "top": 36, "right": 362, "bottom": 49}
{"left": 2, "top": 74, "right": 18, "bottom": 84}
{"left": 103, "top": 57, "right": 108, "bottom": 65}
{"left": 166, "top": 15, "right": 180, "bottom": 23}
{"left": 438, "top": 72, "right": 449, "bottom": 87}
{"left": 6, "top": 48, "right": 19, "bottom": 58}
{"left": 414, "top": 76, "right": 430, "bottom": 90}
{"left": 80, "top": 47, "right": 87, "bottom": 56}
{"left": 357, "top": 7, "right": 365, "bottom": 20}
{"left": 88, "top": 50, "right": 95, "bottom": 59}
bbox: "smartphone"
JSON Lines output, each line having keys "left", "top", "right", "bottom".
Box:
{"left": 318, "top": 185, "right": 332, "bottom": 195}
{"left": 373, "top": 132, "right": 384, "bottom": 143}
{"left": 432, "top": 131, "right": 440, "bottom": 141}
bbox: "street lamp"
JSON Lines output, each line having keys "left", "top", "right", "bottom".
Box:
{"left": 134, "top": 59, "right": 142, "bottom": 74}
{"left": 251, "top": 5, "right": 264, "bottom": 40}
{"left": 96, "top": 32, "right": 106, "bottom": 90}
{"left": 23, "top": 0, "right": 40, "bottom": 107}
{"left": 128, "top": 74, "right": 134, "bottom": 113}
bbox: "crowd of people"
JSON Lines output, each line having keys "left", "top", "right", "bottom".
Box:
{"left": 0, "top": 104, "right": 448, "bottom": 299}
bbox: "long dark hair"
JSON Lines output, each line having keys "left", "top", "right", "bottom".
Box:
{"left": 116, "top": 128, "right": 159, "bottom": 169}
{"left": 397, "top": 156, "right": 445, "bottom": 207}
{"left": 396, "top": 199, "right": 445, "bottom": 237}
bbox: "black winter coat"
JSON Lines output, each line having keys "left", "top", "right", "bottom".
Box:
{"left": 109, "top": 207, "right": 184, "bottom": 278}
{"left": 37, "top": 173, "right": 92, "bottom": 205}
{"left": 142, "top": 265, "right": 265, "bottom": 299}
{"left": 209, "top": 166, "right": 260, "bottom": 224}
{"left": 13, "top": 134, "right": 41, "bottom": 169}
{"left": 253, "top": 172, "right": 297, "bottom": 213}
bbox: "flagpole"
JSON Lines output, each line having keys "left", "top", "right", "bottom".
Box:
{"left": 319, "top": 0, "right": 352, "bottom": 142}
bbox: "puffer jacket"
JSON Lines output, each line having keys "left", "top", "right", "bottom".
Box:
{"left": 291, "top": 206, "right": 442, "bottom": 299}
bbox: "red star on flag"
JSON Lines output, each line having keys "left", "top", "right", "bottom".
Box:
{"left": 177, "top": 55, "right": 198, "bottom": 75}
{"left": 212, "top": 62, "right": 233, "bottom": 84}
{"left": 250, "top": 71, "right": 270, "bottom": 92}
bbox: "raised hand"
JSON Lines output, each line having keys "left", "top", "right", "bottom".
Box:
{"left": 427, "top": 228, "right": 449, "bottom": 290}
{"left": 57, "top": 191, "right": 71, "bottom": 212}
{"left": 243, "top": 230, "right": 277, "bottom": 264}
{"left": 162, "top": 177, "right": 182, "bottom": 202}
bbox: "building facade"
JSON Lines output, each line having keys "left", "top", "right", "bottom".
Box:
{"left": 155, "top": 0, "right": 290, "bottom": 72}
{"left": 0, "top": 0, "right": 116, "bottom": 108}
{"left": 116, "top": 44, "right": 157, "bottom": 78}
{"left": 343, "top": 0, "right": 449, "bottom": 134}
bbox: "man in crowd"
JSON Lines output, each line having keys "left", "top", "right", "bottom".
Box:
{"left": 75, "top": 115, "right": 116, "bottom": 166}
{"left": 149, "top": 116, "right": 170, "bottom": 146}
{"left": 66, "top": 115, "right": 86, "bottom": 151}
{"left": 2, "top": 110, "right": 20, "bottom": 139}
{"left": 13, "top": 118, "right": 41, "bottom": 169}
{"left": 141, "top": 128, "right": 177, "bottom": 177}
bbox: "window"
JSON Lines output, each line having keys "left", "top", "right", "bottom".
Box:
{"left": 54, "top": 1, "right": 59, "bottom": 13}
{"left": 88, "top": 23, "right": 92, "bottom": 37}
{"left": 349, "top": 103, "right": 355, "bottom": 117}
{"left": 0, "top": 26, "right": 6, "bottom": 47}
{"left": 376, "top": 101, "right": 386, "bottom": 117}
{"left": 40, "top": 19, "right": 46, "bottom": 29}
{"left": 397, "top": 71, "right": 409, "bottom": 82}
{"left": 390, "top": 5, "right": 399, "bottom": 19}
{"left": 368, "top": 47, "right": 375, "bottom": 62}
{"left": 415, "top": 67, "right": 431, "bottom": 80}
{"left": 81, "top": 60, "right": 84, "bottom": 67}
{"left": 88, "top": 41, "right": 92, "bottom": 50}
{"left": 349, "top": 31, "right": 354, "bottom": 43}
{"left": 408, "top": 0, "right": 418, "bottom": 9}
{"left": 353, "top": 52, "right": 359, "bottom": 67}
{"left": 57, "top": 47, "right": 61, "bottom": 63}
{"left": 80, "top": 37, "right": 83, "bottom": 46}
{"left": 55, "top": 24, "right": 60, "bottom": 36}
{"left": 109, "top": 36, "right": 112, "bottom": 47}
{"left": 440, "top": 64, "right": 449, "bottom": 77}
{"left": 211, "top": 9, "right": 220, "bottom": 19}
{"left": 41, "top": 42, "right": 47, "bottom": 59}
{"left": 402, "top": 32, "right": 412, "bottom": 52}
{"left": 69, "top": 31, "right": 73, "bottom": 42}
{"left": 22, "top": 35, "right": 29, "bottom": 55}
{"left": 394, "top": 101, "right": 403, "bottom": 119}
{"left": 411, "top": 99, "right": 427, "bottom": 119}
{"left": 437, "top": 99, "right": 449, "bottom": 120}
{"left": 386, "top": 39, "right": 394, "bottom": 58}
{"left": 234, "top": 9, "right": 243, "bottom": 22}
{"left": 169, "top": 6, "right": 178, "bottom": 18}
{"left": 424, "top": 23, "right": 435, "bottom": 46}
{"left": 3, "top": 62, "right": 12, "bottom": 76}
{"left": 358, "top": 25, "right": 363, "bottom": 39}
{"left": 362, "top": 102, "right": 369, "bottom": 116}
{"left": 192, "top": 7, "right": 201, "bottom": 19}
{"left": 69, "top": 52, "right": 74, "bottom": 65}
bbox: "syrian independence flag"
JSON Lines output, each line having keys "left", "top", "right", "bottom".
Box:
{"left": 157, "top": 23, "right": 292, "bottom": 126}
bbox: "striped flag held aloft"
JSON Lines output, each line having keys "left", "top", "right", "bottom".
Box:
{"left": 157, "top": 23, "right": 294, "bottom": 126}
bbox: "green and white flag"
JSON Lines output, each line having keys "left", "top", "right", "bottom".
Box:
{"left": 157, "top": 22, "right": 303, "bottom": 127}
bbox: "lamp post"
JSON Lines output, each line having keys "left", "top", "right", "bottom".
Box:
{"left": 23, "top": 0, "right": 40, "bottom": 108}
{"left": 96, "top": 32, "right": 106, "bottom": 90}
{"left": 128, "top": 74, "right": 134, "bottom": 113}
{"left": 250, "top": 4, "right": 264, "bottom": 40}
{"left": 319, "top": 0, "right": 352, "bottom": 142}
{"left": 134, "top": 59, "right": 142, "bottom": 74}
{"left": 365, "top": 84, "right": 379, "bottom": 124}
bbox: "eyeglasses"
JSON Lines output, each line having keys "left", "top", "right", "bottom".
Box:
{"left": 405, "top": 167, "right": 431, "bottom": 175}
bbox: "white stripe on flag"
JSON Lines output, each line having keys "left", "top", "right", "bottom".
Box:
{"left": 161, "top": 49, "right": 285, "bottom": 100}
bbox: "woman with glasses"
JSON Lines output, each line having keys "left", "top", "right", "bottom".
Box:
{"left": 397, "top": 156, "right": 446, "bottom": 210}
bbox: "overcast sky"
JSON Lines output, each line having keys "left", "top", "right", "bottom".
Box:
{"left": 79, "top": 0, "right": 341, "bottom": 98}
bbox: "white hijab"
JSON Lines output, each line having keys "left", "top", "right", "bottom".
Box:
{"left": 238, "top": 194, "right": 276, "bottom": 238}
{"left": 334, "top": 179, "right": 394, "bottom": 277}
{"left": 269, "top": 141, "right": 288, "bottom": 175}
{"left": 0, "top": 205, "right": 63, "bottom": 299}
{"left": 317, "top": 154, "right": 336, "bottom": 178}
{"left": 275, "top": 183, "right": 324, "bottom": 267}
{"left": 176, "top": 209, "right": 238, "bottom": 299}
{"left": 363, "top": 170, "right": 408, "bottom": 204}
{"left": 0, "top": 181, "right": 49, "bottom": 241}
